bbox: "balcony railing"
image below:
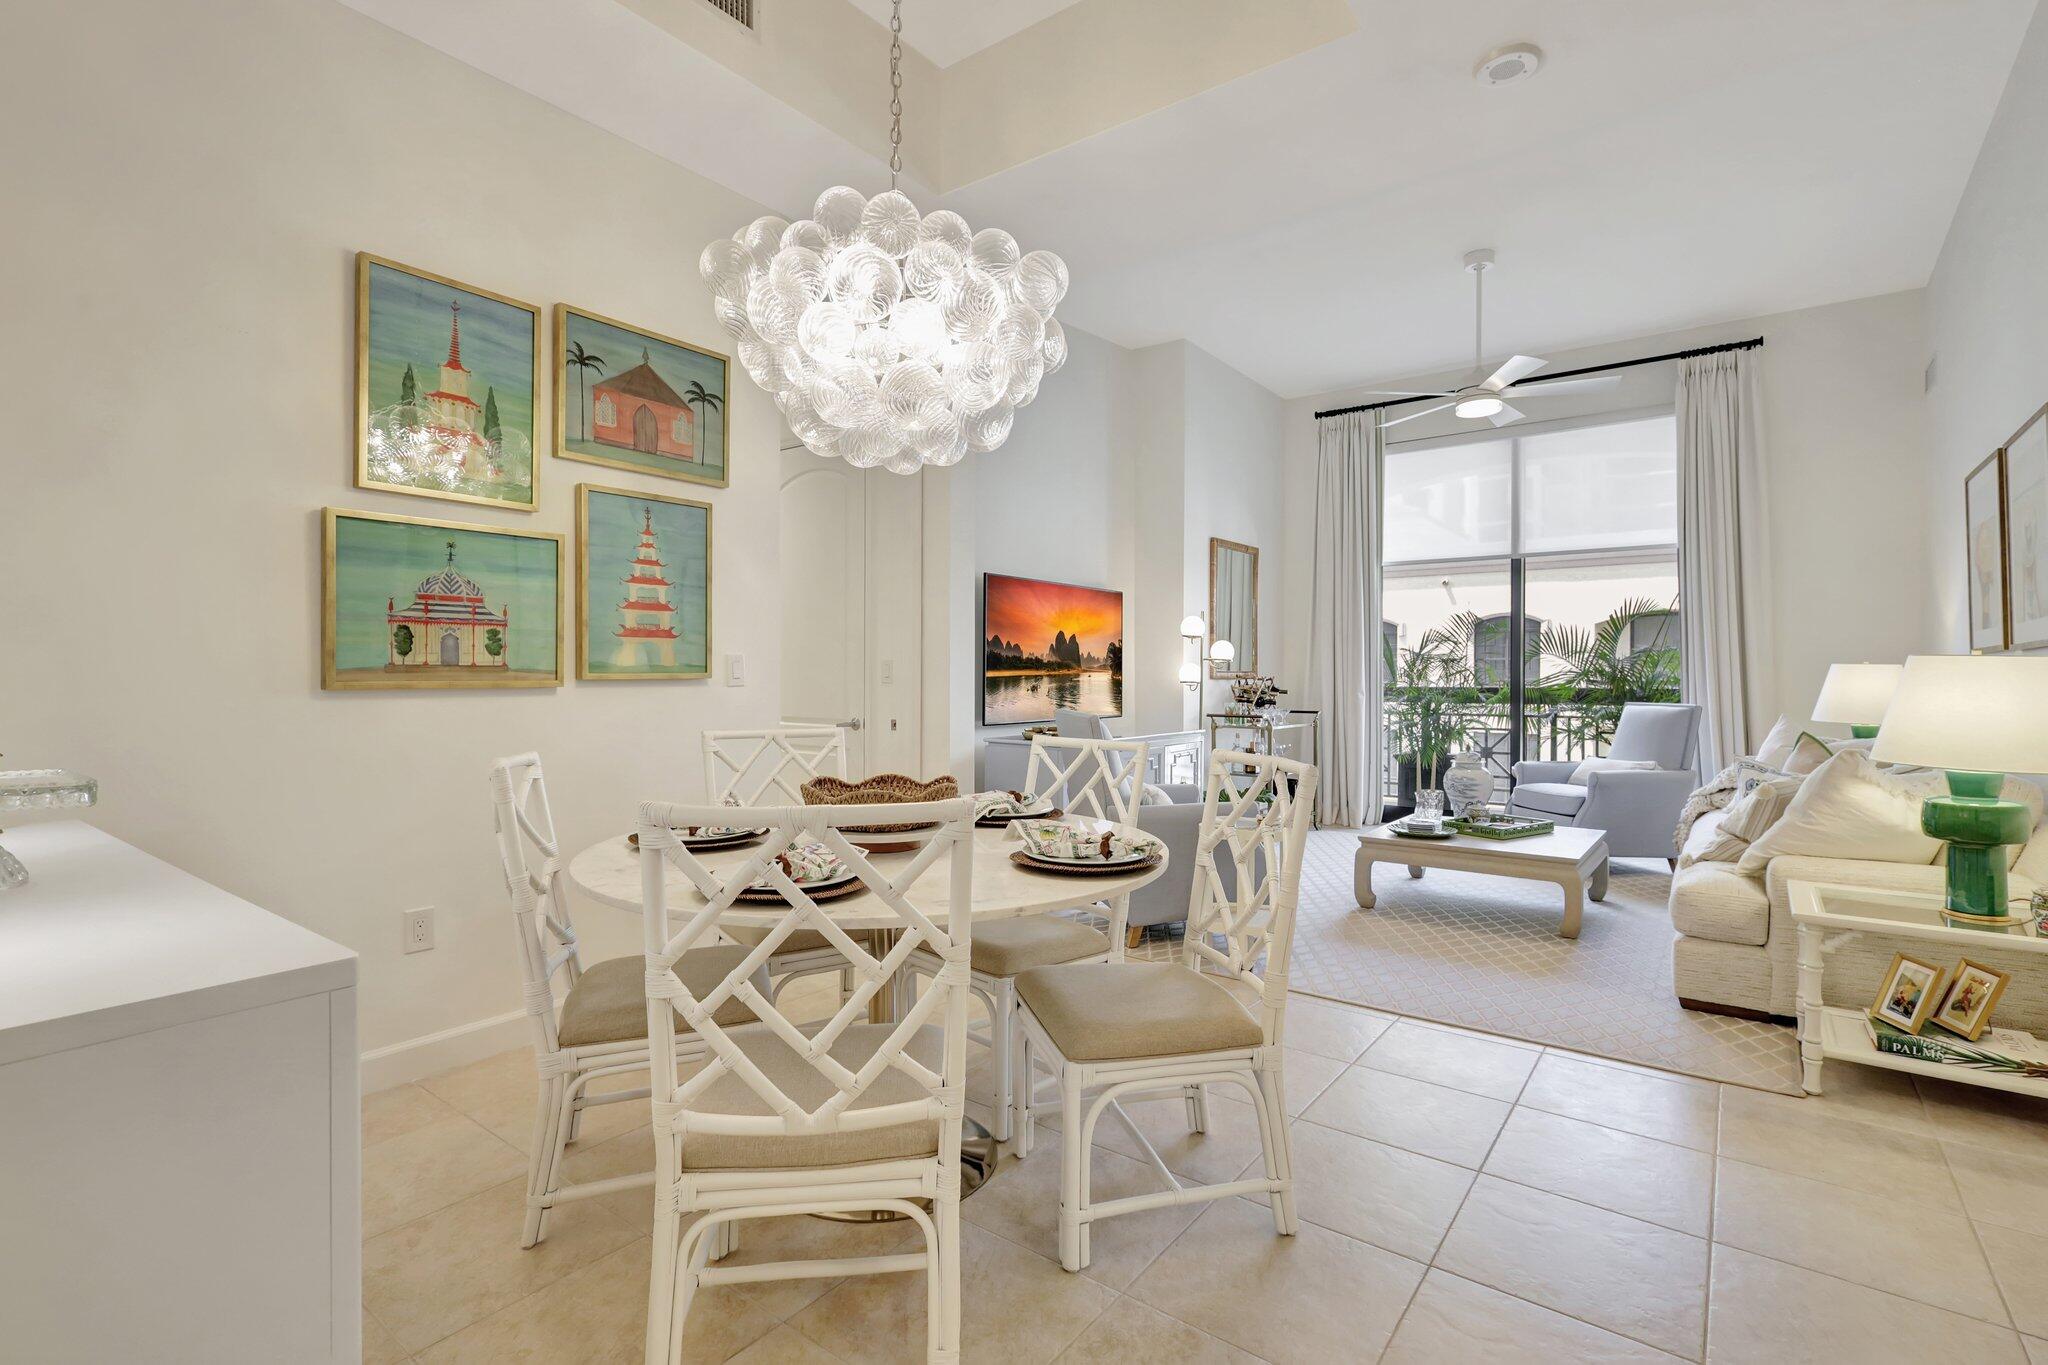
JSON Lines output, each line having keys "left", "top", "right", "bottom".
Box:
{"left": 1379, "top": 698, "right": 1630, "bottom": 811}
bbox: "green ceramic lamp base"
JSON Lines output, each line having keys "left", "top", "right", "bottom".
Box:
{"left": 1922, "top": 770, "right": 2030, "bottom": 918}
{"left": 1848, "top": 723, "right": 1880, "bottom": 739}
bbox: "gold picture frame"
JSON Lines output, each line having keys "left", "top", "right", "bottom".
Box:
{"left": 555, "top": 304, "right": 731, "bottom": 489}
{"left": 322, "top": 507, "right": 564, "bottom": 691}
{"left": 1929, "top": 958, "right": 2011, "bottom": 1041}
{"left": 1868, "top": 951, "right": 1947, "bottom": 1036}
{"left": 1207, "top": 537, "right": 1259, "bottom": 678}
{"left": 355, "top": 253, "right": 544, "bottom": 512}
{"left": 1964, "top": 448, "right": 2010, "bottom": 652}
{"left": 575, "top": 483, "right": 713, "bottom": 681}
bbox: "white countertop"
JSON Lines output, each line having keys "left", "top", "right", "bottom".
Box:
{"left": 0, "top": 822, "right": 356, "bottom": 1065}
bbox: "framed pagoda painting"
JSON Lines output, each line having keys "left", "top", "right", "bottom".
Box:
{"left": 1964, "top": 449, "right": 2010, "bottom": 652}
{"left": 356, "top": 253, "right": 542, "bottom": 512}
{"left": 576, "top": 484, "right": 711, "bottom": 680}
{"left": 323, "top": 507, "right": 563, "bottom": 690}
{"left": 556, "top": 305, "right": 729, "bottom": 489}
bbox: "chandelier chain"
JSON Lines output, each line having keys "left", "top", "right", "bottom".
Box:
{"left": 887, "top": 0, "right": 903, "bottom": 189}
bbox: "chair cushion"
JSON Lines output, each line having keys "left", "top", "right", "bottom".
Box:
{"left": 1014, "top": 962, "right": 1264, "bottom": 1062}
{"left": 1510, "top": 782, "right": 1588, "bottom": 818}
{"left": 678, "top": 1024, "right": 943, "bottom": 1171}
{"left": 1609, "top": 703, "right": 1701, "bottom": 770}
{"left": 556, "top": 948, "right": 758, "bottom": 1049}
{"left": 971, "top": 915, "right": 1112, "bottom": 977}
{"left": 1668, "top": 861, "right": 1770, "bottom": 946}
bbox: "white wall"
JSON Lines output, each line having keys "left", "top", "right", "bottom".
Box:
{"left": 1926, "top": 3, "right": 2048, "bottom": 655}
{"left": 1282, "top": 289, "right": 1932, "bottom": 744}
{"left": 0, "top": 0, "right": 787, "bottom": 1072}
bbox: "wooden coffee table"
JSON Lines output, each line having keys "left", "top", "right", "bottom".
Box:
{"left": 1354, "top": 823, "right": 1610, "bottom": 939}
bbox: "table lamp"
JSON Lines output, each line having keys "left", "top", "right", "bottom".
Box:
{"left": 1870, "top": 655, "right": 2048, "bottom": 921}
{"left": 1812, "top": 662, "right": 1903, "bottom": 739}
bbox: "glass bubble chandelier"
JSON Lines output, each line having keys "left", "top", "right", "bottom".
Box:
{"left": 700, "top": 0, "right": 1068, "bottom": 474}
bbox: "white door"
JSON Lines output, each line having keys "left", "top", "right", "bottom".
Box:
{"left": 780, "top": 446, "right": 867, "bottom": 774}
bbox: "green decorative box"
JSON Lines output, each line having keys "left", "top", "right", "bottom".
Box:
{"left": 1448, "top": 815, "right": 1554, "bottom": 841}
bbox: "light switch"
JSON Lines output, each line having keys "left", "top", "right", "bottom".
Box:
{"left": 724, "top": 653, "right": 746, "bottom": 685}
{"left": 880, "top": 659, "right": 894, "bottom": 684}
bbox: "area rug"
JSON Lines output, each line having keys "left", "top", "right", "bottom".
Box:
{"left": 1280, "top": 829, "right": 1802, "bottom": 1095}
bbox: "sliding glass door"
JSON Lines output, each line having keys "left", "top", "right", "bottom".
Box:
{"left": 1379, "top": 413, "right": 1681, "bottom": 817}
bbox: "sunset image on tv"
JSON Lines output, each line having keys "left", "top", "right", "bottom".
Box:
{"left": 982, "top": 573, "right": 1124, "bottom": 725}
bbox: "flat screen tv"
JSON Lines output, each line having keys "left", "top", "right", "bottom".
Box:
{"left": 981, "top": 572, "right": 1125, "bottom": 726}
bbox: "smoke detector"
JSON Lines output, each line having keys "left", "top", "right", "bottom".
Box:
{"left": 1475, "top": 43, "right": 1542, "bottom": 86}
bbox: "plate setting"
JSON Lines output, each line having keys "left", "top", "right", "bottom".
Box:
{"left": 734, "top": 842, "right": 868, "bottom": 903}
{"left": 1008, "top": 819, "right": 1163, "bottom": 875}
{"left": 973, "top": 789, "right": 1061, "bottom": 828}
{"left": 627, "top": 826, "right": 770, "bottom": 852}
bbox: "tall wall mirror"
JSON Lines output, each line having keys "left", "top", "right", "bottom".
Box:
{"left": 1208, "top": 537, "right": 1258, "bottom": 677}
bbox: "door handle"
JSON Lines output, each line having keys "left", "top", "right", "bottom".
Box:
{"left": 837, "top": 718, "right": 864, "bottom": 731}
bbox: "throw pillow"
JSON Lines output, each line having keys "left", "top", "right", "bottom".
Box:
{"left": 1732, "top": 757, "right": 1794, "bottom": 797}
{"left": 1690, "top": 774, "right": 1803, "bottom": 864}
{"left": 1567, "top": 756, "right": 1661, "bottom": 785}
{"left": 1753, "top": 714, "right": 1800, "bottom": 769}
{"left": 1736, "top": 750, "right": 1949, "bottom": 875}
{"left": 1782, "top": 731, "right": 1835, "bottom": 776}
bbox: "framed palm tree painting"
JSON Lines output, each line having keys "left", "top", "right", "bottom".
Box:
{"left": 555, "top": 305, "right": 729, "bottom": 488}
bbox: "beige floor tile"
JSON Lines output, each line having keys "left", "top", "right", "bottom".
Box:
{"left": 2028, "top": 1335, "right": 2048, "bottom": 1365}
{"left": 1717, "top": 1085, "right": 1959, "bottom": 1210}
{"left": 1301, "top": 1066, "right": 1511, "bottom": 1168}
{"left": 363, "top": 1178, "right": 638, "bottom": 1354}
{"left": 1128, "top": 1198, "right": 1424, "bottom": 1365}
{"left": 417, "top": 1238, "right": 778, "bottom": 1365}
{"left": 1706, "top": 1244, "right": 2029, "bottom": 1365}
{"left": 1435, "top": 1176, "right": 1707, "bottom": 1358}
{"left": 726, "top": 1324, "right": 842, "bottom": 1363}
{"left": 719, "top": 1211, "right": 920, "bottom": 1321}
{"left": 366, "top": 1083, "right": 462, "bottom": 1147}
{"left": 1755, "top": 1061, "right": 1933, "bottom": 1136}
{"left": 364, "top": 1115, "right": 529, "bottom": 1239}
{"left": 1947, "top": 1143, "right": 2048, "bottom": 1234}
{"left": 1979, "top": 1224, "right": 2048, "bottom": 1339}
{"left": 964, "top": 1139, "right": 1201, "bottom": 1290}
{"left": 1712, "top": 1159, "right": 2005, "bottom": 1325}
{"left": 1519, "top": 1052, "right": 1720, "bottom": 1152}
{"left": 1483, "top": 1107, "right": 1713, "bottom": 1236}
{"left": 363, "top": 1309, "right": 412, "bottom": 1365}
{"left": 1281, "top": 996, "right": 1393, "bottom": 1062}
{"left": 1382, "top": 1269, "right": 1685, "bottom": 1364}
{"left": 1239, "top": 1118, "right": 1473, "bottom": 1262}
{"left": 468, "top": 1078, "right": 651, "bottom": 1159}
{"left": 1410, "top": 1017, "right": 1544, "bottom": 1051}
{"left": 1052, "top": 1297, "right": 1262, "bottom": 1364}
{"left": 1359, "top": 1020, "right": 1540, "bottom": 1101}
{"left": 790, "top": 1221, "right": 1117, "bottom": 1365}
{"left": 1081, "top": 1090, "right": 1272, "bottom": 1188}
{"left": 1918, "top": 1078, "right": 2048, "bottom": 1158}
{"left": 1278, "top": 1046, "right": 1346, "bottom": 1116}
{"left": 419, "top": 1047, "right": 539, "bottom": 1120}
{"left": 558, "top": 1127, "right": 658, "bottom": 1231}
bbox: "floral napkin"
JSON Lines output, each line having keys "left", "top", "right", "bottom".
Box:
{"left": 1011, "top": 819, "right": 1160, "bottom": 863}
{"left": 974, "top": 788, "right": 1053, "bottom": 819}
{"left": 758, "top": 840, "right": 847, "bottom": 886}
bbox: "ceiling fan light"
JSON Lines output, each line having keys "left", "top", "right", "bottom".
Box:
{"left": 1455, "top": 395, "right": 1506, "bottom": 420}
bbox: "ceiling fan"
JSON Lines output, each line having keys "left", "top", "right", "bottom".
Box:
{"left": 1367, "top": 250, "right": 1618, "bottom": 428}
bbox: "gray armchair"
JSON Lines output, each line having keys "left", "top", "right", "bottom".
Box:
{"left": 1508, "top": 702, "right": 1703, "bottom": 862}
{"left": 1125, "top": 783, "right": 1254, "bottom": 946}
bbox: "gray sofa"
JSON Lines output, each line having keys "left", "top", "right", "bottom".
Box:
{"left": 1509, "top": 702, "right": 1703, "bottom": 861}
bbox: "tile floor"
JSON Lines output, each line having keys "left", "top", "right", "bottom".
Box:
{"left": 362, "top": 982, "right": 2048, "bottom": 1363}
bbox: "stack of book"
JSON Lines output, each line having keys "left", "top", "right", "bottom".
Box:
{"left": 1864, "top": 1015, "right": 2048, "bottom": 1078}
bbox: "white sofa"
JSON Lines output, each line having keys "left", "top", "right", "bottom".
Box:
{"left": 1670, "top": 806, "right": 2048, "bottom": 1022}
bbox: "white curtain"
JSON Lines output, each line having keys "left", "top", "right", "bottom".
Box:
{"left": 1676, "top": 349, "right": 1773, "bottom": 772}
{"left": 1307, "top": 411, "right": 1384, "bottom": 826}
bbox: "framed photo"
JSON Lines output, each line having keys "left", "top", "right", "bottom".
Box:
{"left": 2003, "top": 404, "right": 2048, "bottom": 650}
{"left": 1868, "top": 951, "right": 1947, "bottom": 1035}
{"left": 1964, "top": 449, "right": 2010, "bottom": 652}
{"left": 556, "top": 305, "right": 729, "bottom": 489}
{"left": 576, "top": 483, "right": 711, "bottom": 681}
{"left": 322, "top": 508, "right": 563, "bottom": 690}
{"left": 980, "top": 572, "right": 1124, "bottom": 726}
{"left": 1929, "top": 958, "right": 2011, "bottom": 1041}
{"left": 356, "top": 254, "right": 542, "bottom": 512}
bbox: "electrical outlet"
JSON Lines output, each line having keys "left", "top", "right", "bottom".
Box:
{"left": 402, "top": 906, "right": 435, "bottom": 954}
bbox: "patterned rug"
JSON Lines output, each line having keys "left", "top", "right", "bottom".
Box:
{"left": 1275, "top": 829, "right": 1801, "bottom": 1095}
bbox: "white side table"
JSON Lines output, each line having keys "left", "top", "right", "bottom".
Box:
{"left": 1788, "top": 880, "right": 2047, "bottom": 1098}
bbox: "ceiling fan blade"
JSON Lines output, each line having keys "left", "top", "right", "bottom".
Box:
{"left": 1485, "top": 403, "right": 1524, "bottom": 427}
{"left": 1380, "top": 401, "right": 1458, "bottom": 429}
{"left": 1483, "top": 354, "right": 1547, "bottom": 392}
{"left": 1505, "top": 374, "right": 1623, "bottom": 398}
{"left": 1358, "top": 389, "right": 1457, "bottom": 399}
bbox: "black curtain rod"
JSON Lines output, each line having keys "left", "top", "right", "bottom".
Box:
{"left": 1313, "top": 336, "right": 1765, "bottom": 420}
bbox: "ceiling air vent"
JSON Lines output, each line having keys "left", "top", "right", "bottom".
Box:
{"left": 702, "top": 0, "right": 753, "bottom": 29}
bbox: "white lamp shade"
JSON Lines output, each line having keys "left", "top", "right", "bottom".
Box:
{"left": 1209, "top": 639, "right": 1235, "bottom": 664}
{"left": 1869, "top": 655, "right": 2048, "bottom": 774}
{"left": 1179, "top": 615, "right": 1207, "bottom": 639}
{"left": 1812, "top": 662, "right": 1903, "bottom": 725}
{"left": 1177, "top": 660, "right": 1201, "bottom": 684}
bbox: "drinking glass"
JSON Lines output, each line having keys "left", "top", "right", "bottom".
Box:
{"left": 1414, "top": 789, "right": 1445, "bottom": 827}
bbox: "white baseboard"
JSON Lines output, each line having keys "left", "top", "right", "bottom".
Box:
{"left": 360, "top": 1008, "right": 530, "bottom": 1093}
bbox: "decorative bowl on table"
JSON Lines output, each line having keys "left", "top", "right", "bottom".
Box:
{"left": 0, "top": 768, "right": 100, "bottom": 890}
{"left": 801, "top": 774, "right": 960, "bottom": 846}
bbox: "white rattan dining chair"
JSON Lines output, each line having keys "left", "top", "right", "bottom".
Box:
{"left": 902, "top": 734, "right": 1148, "bottom": 1141}
{"left": 1009, "top": 749, "right": 1317, "bottom": 1272}
{"left": 701, "top": 726, "right": 857, "bottom": 1005}
{"left": 637, "top": 793, "right": 974, "bottom": 1364}
{"left": 488, "top": 753, "right": 760, "bottom": 1249}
